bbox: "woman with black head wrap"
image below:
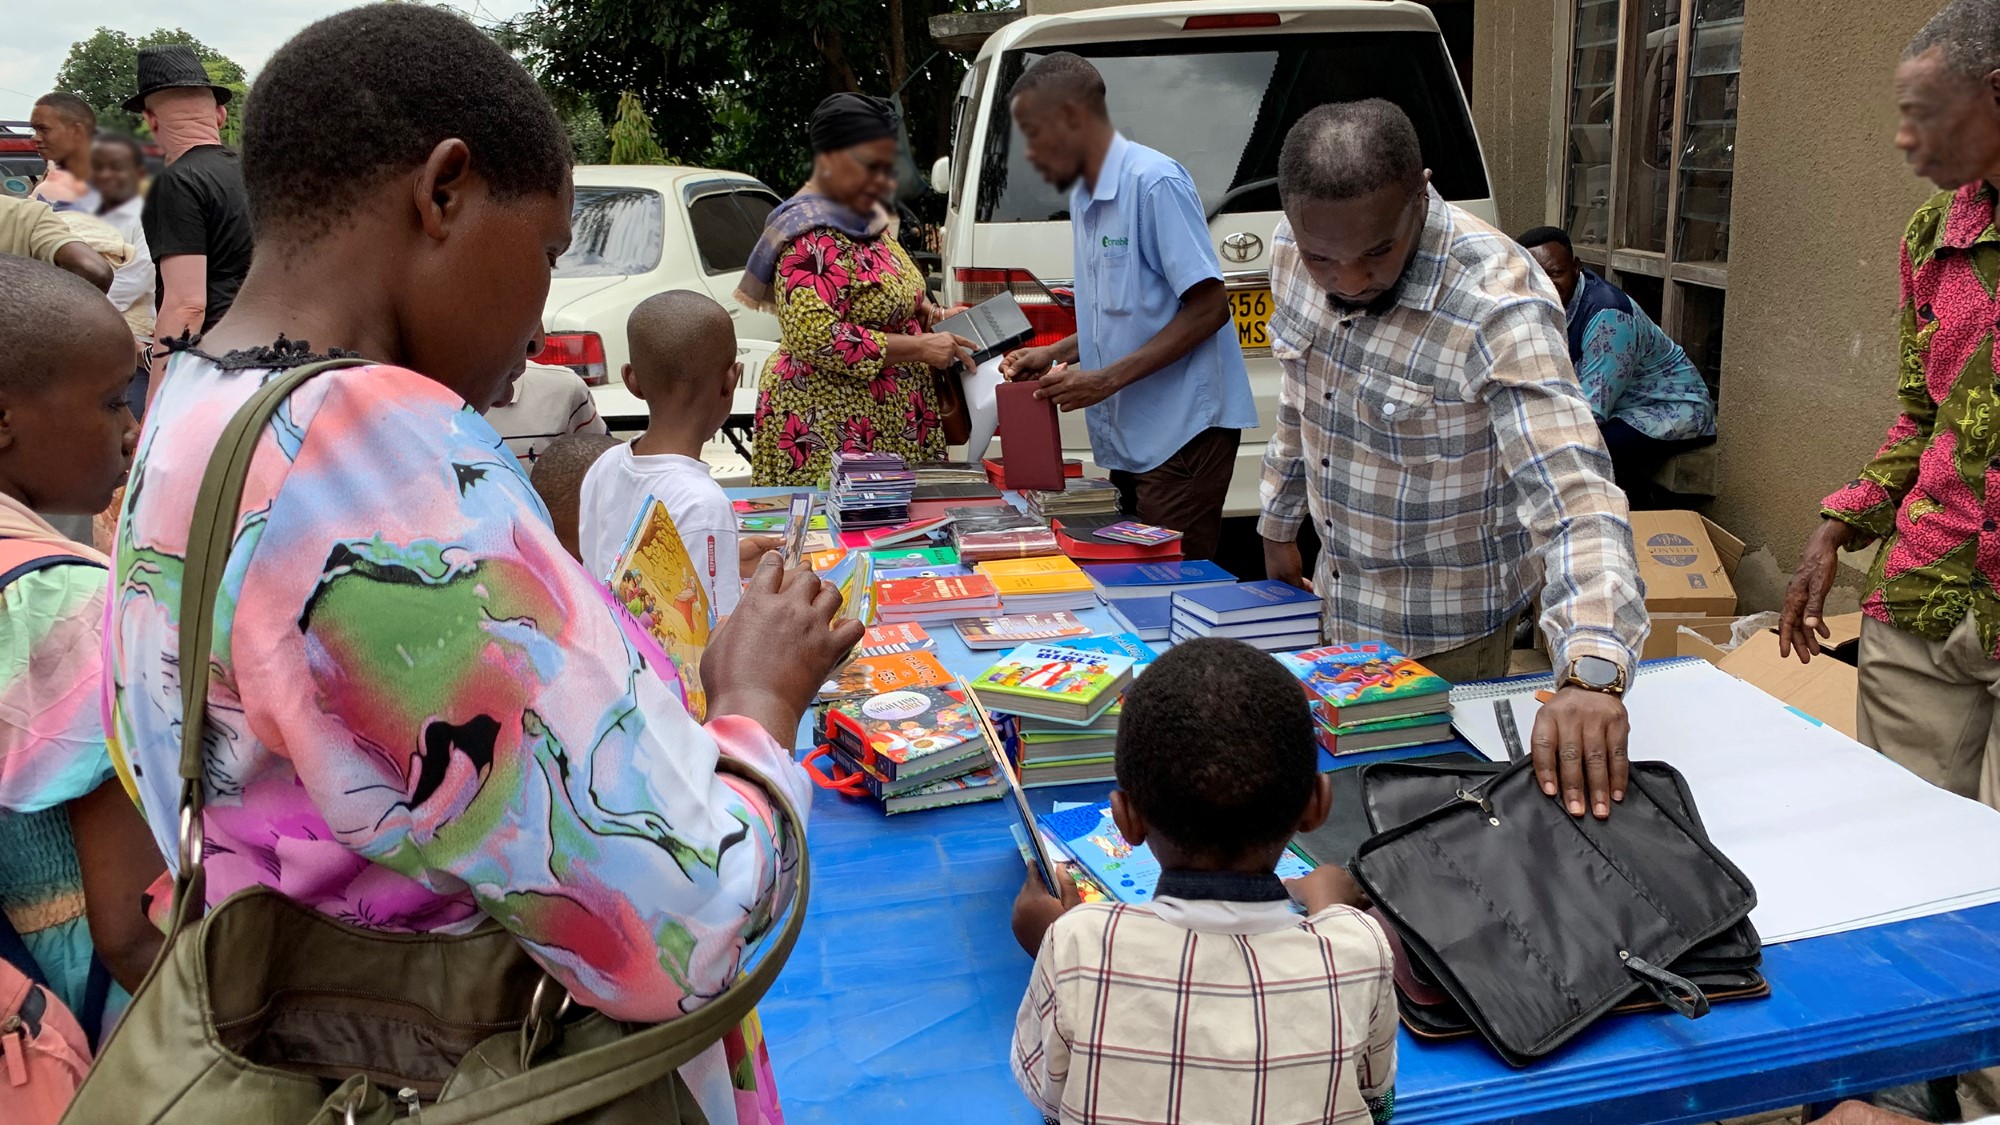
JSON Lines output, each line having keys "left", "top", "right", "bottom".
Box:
{"left": 739, "top": 93, "right": 974, "bottom": 485}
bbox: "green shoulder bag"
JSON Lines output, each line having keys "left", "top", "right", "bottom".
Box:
{"left": 63, "top": 358, "right": 809, "bottom": 1124}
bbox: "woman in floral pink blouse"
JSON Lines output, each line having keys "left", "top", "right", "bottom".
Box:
{"left": 737, "top": 94, "right": 974, "bottom": 486}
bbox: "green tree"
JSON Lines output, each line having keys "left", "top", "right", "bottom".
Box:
{"left": 564, "top": 104, "right": 611, "bottom": 163}
{"left": 607, "top": 90, "right": 668, "bottom": 164}
{"left": 52, "top": 27, "right": 249, "bottom": 136}
{"left": 493, "top": 0, "right": 1003, "bottom": 194}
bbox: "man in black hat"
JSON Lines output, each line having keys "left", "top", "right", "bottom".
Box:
{"left": 130, "top": 44, "right": 252, "bottom": 401}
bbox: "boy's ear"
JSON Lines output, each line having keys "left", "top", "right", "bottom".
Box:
{"left": 1295, "top": 773, "right": 1335, "bottom": 835}
{"left": 620, "top": 363, "right": 641, "bottom": 399}
{"left": 0, "top": 400, "right": 14, "bottom": 453}
{"left": 1109, "top": 789, "right": 1147, "bottom": 848}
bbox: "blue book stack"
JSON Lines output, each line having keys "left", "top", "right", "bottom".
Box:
{"left": 1169, "top": 580, "right": 1322, "bottom": 652}
{"left": 1104, "top": 595, "right": 1172, "bottom": 645}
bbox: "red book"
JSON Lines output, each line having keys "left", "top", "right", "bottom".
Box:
{"left": 994, "top": 380, "right": 1065, "bottom": 492}
{"left": 874, "top": 575, "right": 1004, "bottom": 622}
{"left": 984, "top": 457, "right": 1083, "bottom": 490}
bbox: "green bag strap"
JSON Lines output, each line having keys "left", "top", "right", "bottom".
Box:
{"left": 165, "top": 356, "right": 812, "bottom": 1121}
{"left": 417, "top": 755, "right": 810, "bottom": 1125}
{"left": 169, "top": 357, "right": 372, "bottom": 938}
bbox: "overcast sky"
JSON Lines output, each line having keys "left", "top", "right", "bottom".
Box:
{"left": 0, "top": 0, "right": 541, "bottom": 121}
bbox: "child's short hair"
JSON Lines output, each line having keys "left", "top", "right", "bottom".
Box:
{"left": 0, "top": 253, "right": 130, "bottom": 395}
{"left": 531, "top": 432, "right": 622, "bottom": 556}
{"left": 626, "top": 291, "right": 736, "bottom": 403}
{"left": 1116, "top": 637, "right": 1319, "bottom": 862}
{"left": 241, "top": 3, "right": 571, "bottom": 245}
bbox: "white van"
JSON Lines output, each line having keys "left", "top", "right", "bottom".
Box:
{"left": 538, "top": 165, "right": 786, "bottom": 478}
{"left": 932, "top": 2, "right": 1496, "bottom": 517}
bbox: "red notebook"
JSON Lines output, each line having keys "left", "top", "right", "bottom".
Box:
{"left": 995, "top": 380, "right": 1065, "bottom": 493}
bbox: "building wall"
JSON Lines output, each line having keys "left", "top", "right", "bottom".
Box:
{"left": 1470, "top": 0, "right": 1556, "bottom": 237}
{"left": 1707, "top": 0, "right": 1936, "bottom": 582}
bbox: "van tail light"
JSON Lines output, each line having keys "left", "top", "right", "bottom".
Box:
{"left": 533, "top": 332, "right": 608, "bottom": 386}
{"left": 1183, "top": 13, "right": 1282, "bottom": 31}
{"left": 954, "top": 267, "right": 1078, "bottom": 350}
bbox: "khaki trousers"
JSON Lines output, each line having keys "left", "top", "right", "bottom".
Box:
{"left": 1416, "top": 616, "right": 1520, "bottom": 684}
{"left": 1856, "top": 614, "right": 2000, "bottom": 1115}
{"left": 1857, "top": 615, "right": 2000, "bottom": 810}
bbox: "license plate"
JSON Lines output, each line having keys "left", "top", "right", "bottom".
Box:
{"left": 1229, "top": 288, "right": 1273, "bottom": 351}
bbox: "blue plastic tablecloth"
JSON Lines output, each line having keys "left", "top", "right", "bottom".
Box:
{"left": 757, "top": 604, "right": 2000, "bottom": 1124}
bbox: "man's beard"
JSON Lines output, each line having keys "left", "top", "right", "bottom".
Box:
{"left": 1327, "top": 284, "right": 1403, "bottom": 317}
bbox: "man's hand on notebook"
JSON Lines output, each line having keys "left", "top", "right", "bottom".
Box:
{"left": 1034, "top": 364, "right": 1120, "bottom": 411}
{"left": 1530, "top": 688, "right": 1630, "bottom": 821}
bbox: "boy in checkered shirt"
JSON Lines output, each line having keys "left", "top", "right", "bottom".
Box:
{"left": 1010, "top": 637, "right": 1399, "bottom": 1125}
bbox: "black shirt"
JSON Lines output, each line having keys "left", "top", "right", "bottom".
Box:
{"left": 142, "top": 144, "right": 253, "bottom": 332}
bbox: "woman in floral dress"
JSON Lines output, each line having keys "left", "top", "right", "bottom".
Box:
{"left": 738, "top": 94, "right": 974, "bottom": 486}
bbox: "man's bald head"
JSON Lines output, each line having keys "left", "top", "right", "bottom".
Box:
{"left": 531, "top": 431, "right": 622, "bottom": 563}
{"left": 626, "top": 290, "right": 737, "bottom": 403}
{"left": 1279, "top": 99, "right": 1426, "bottom": 208}
{"left": 0, "top": 253, "right": 132, "bottom": 397}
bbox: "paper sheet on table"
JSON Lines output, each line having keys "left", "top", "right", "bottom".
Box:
{"left": 961, "top": 356, "right": 1006, "bottom": 463}
{"left": 1449, "top": 659, "right": 2000, "bottom": 943}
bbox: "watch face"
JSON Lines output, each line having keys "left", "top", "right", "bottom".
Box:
{"left": 1575, "top": 656, "right": 1620, "bottom": 687}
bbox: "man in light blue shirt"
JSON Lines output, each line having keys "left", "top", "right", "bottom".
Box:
{"left": 999, "top": 53, "right": 1258, "bottom": 561}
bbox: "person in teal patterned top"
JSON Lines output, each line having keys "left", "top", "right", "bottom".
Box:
{"left": 1520, "top": 227, "right": 1716, "bottom": 506}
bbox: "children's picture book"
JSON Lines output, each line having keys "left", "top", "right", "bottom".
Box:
{"left": 1008, "top": 824, "right": 1106, "bottom": 903}
{"left": 953, "top": 612, "right": 1094, "bottom": 649}
{"left": 818, "top": 649, "right": 957, "bottom": 701}
{"left": 1315, "top": 712, "right": 1455, "bottom": 756}
{"left": 1054, "top": 632, "right": 1158, "bottom": 674}
{"left": 859, "top": 621, "right": 935, "bottom": 657}
{"left": 1278, "top": 642, "right": 1452, "bottom": 727}
{"left": 968, "top": 642, "right": 1134, "bottom": 724}
{"left": 1038, "top": 801, "right": 1314, "bottom": 904}
{"left": 1095, "top": 520, "right": 1184, "bottom": 547}
{"left": 881, "top": 767, "right": 1005, "bottom": 815}
{"left": 611, "top": 499, "right": 713, "bottom": 718}
{"left": 732, "top": 494, "right": 799, "bottom": 517}
{"left": 823, "top": 685, "right": 987, "bottom": 784}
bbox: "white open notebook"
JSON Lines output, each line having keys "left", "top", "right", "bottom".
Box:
{"left": 1450, "top": 659, "right": 2000, "bottom": 944}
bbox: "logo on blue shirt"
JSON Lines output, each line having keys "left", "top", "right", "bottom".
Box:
{"left": 1101, "top": 235, "right": 1129, "bottom": 249}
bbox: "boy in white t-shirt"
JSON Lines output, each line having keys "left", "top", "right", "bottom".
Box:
{"left": 579, "top": 291, "right": 766, "bottom": 613}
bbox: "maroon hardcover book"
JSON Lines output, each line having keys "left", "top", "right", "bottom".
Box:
{"left": 995, "top": 380, "right": 1065, "bottom": 492}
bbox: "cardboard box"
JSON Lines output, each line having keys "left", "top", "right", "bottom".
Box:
{"left": 1716, "top": 630, "right": 1860, "bottom": 740}
{"left": 1631, "top": 510, "right": 1739, "bottom": 617}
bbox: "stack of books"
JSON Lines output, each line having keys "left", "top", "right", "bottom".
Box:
{"left": 820, "top": 685, "right": 1004, "bottom": 815}
{"left": 1169, "top": 580, "right": 1322, "bottom": 651}
{"left": 974, "top": 555, "right": 1097, "bottom": 614}
{"left": 1024, "top": 478, "right": 1120, "bottom": 523}
{"left": 1105, "top": 595, "right": 1173, "bottom": 645}
{"left": 1278, "top": 642, "right": 1454, "bottom": 756}
{"left": 1012, "top": 632, "right": 1158, "bottom": 788}
{"left": 951, "top": 506, "right": 1060, "bottom": 564}
{"left": 968, "top": 640, "right": 1135, "bottom": 729}
{"left": 1085, "top": 559, "right": 1235, "bottom": 601}
{"left": 873, "top": 573, "right": 1003, "bottom": 624}
{"left": 828, "top": 451, "right": 916, "bottom": 530}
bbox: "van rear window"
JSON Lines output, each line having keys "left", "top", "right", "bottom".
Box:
{"left": 977, "top": 31, "right": 1487, "bottom": 223}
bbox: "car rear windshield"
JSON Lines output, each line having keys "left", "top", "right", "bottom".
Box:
{"left": 687, "top": 187, "right": 781, "bottom": 274}
{"left": 977, "top": 30, "right": 1488, "bottom": 223}
{"left": 555, "top": 186, "right": 664, "bottom": 278}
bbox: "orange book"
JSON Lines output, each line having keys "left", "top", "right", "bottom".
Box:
{"left": 975, "top": 556, "right": 1092, "bottom": 595}
{"left": 818, "top": 649, "right": 957, "bottom": 700}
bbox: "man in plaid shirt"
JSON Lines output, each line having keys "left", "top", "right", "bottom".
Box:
{"left": 1259, "top": 101, "right": 1648, "bottom": 822}
{"left": 1011, "top": 639, "right": 1396, "bottom": 1125}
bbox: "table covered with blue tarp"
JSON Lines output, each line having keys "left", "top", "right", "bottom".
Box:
{"left": 755, "top": 600, "right": 2000, "bottom": 1124}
